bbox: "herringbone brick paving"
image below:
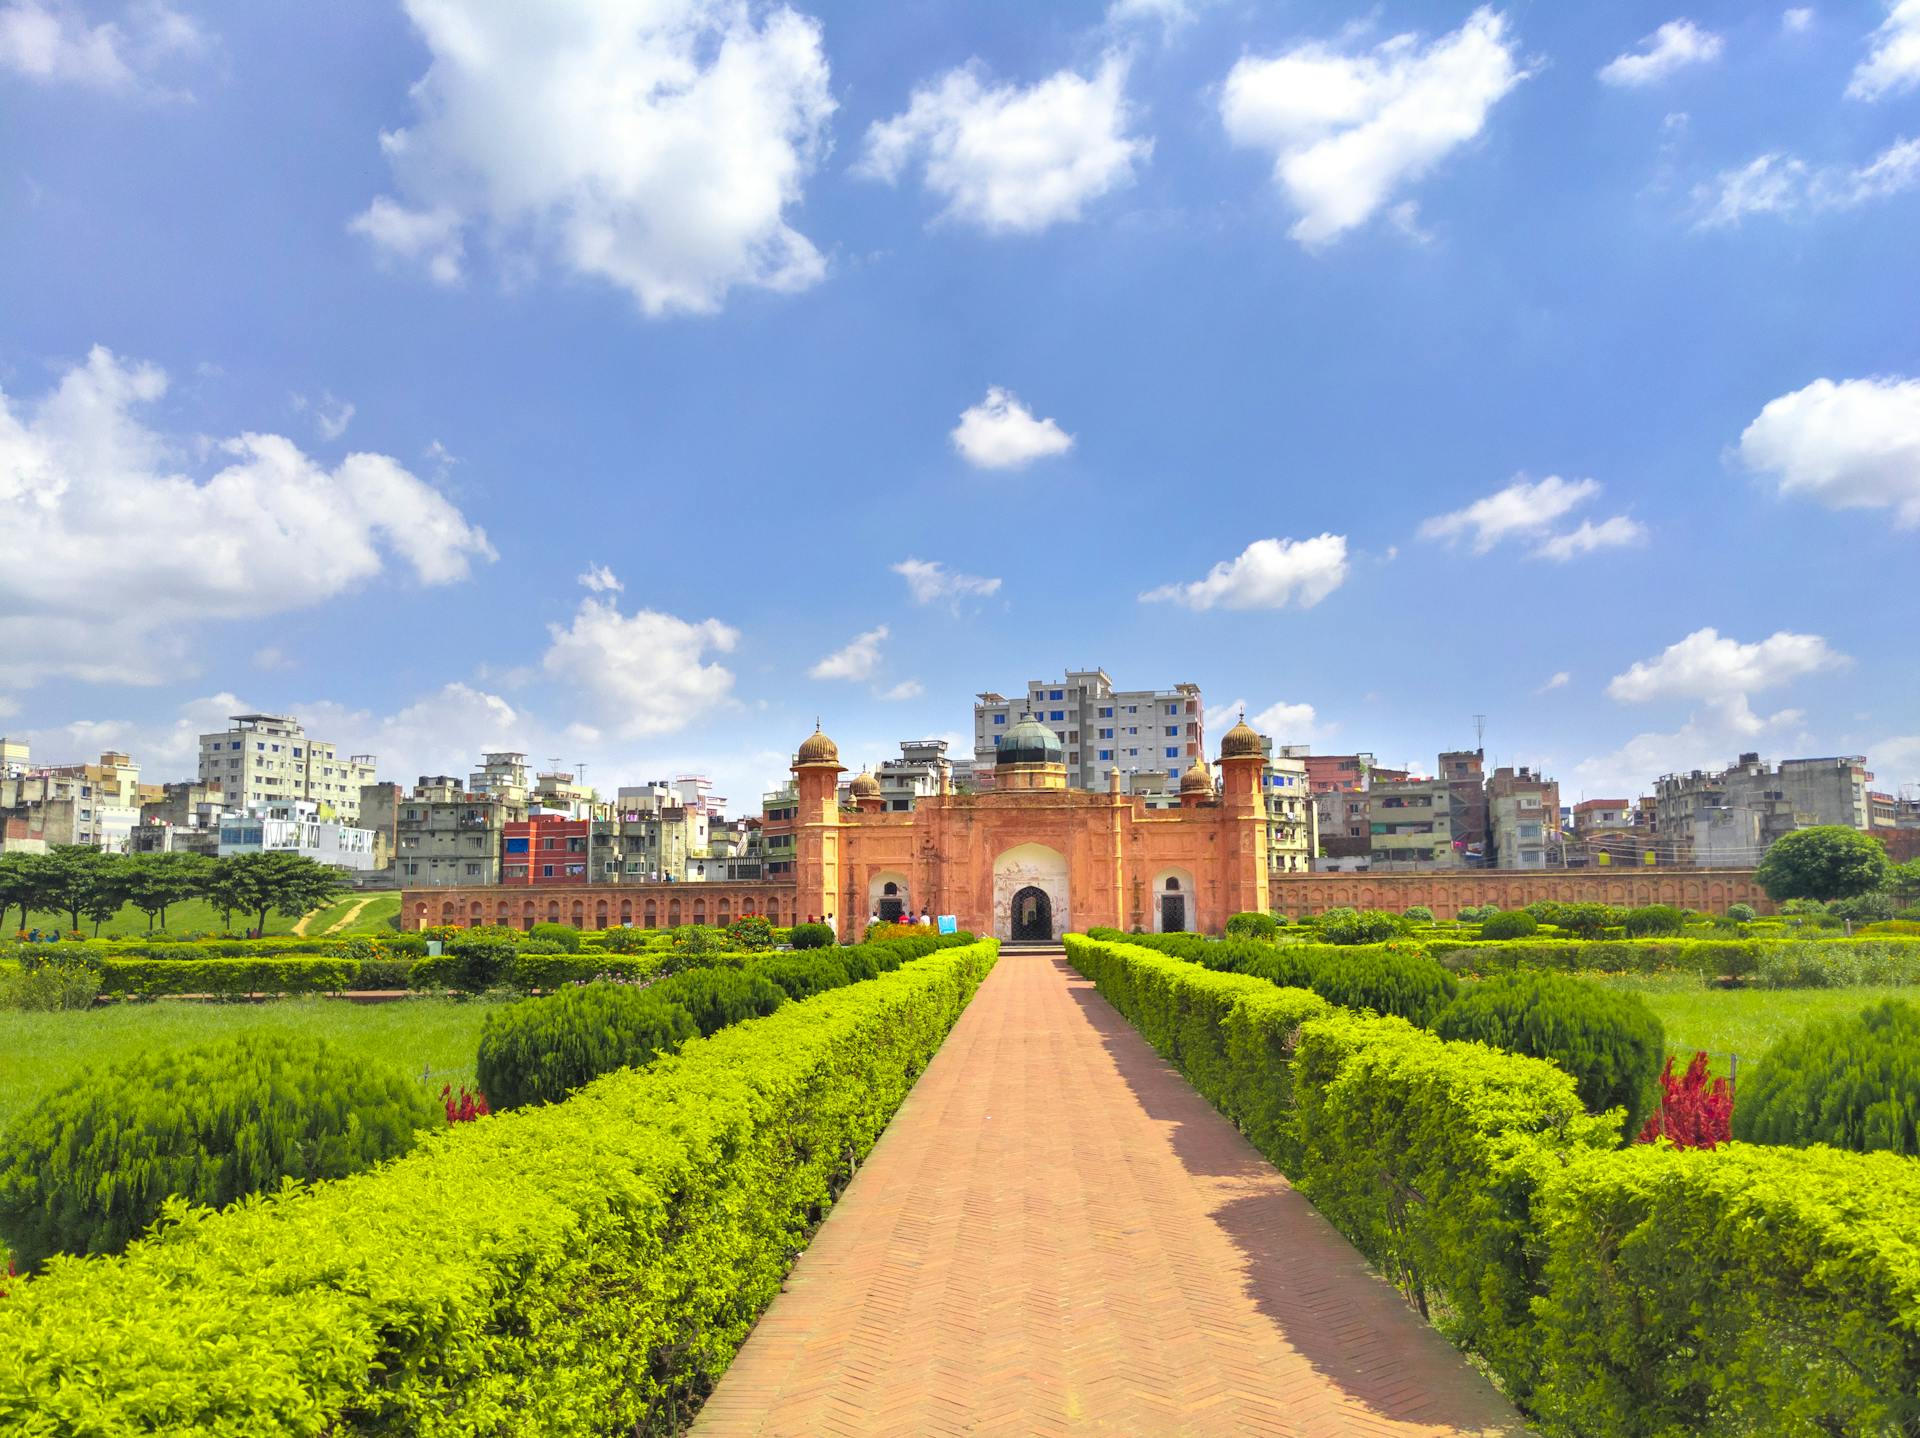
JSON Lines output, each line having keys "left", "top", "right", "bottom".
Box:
{"left": 692, "top": 947, "right": 1530, "bottom": 1437}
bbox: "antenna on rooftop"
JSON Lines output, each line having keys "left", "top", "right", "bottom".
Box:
{"left": 1474, "top": 714, "right": 1487, "bottom": 751}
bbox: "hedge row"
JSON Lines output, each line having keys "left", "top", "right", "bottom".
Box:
{"left": 0, "top": 939, "right": 1000, "bottom": 1434}
{"left": 1065, "top": 936, "right": 1920, "bottom": 1435}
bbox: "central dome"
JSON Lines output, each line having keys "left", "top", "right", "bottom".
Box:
{"left": 996, "top": 714, "right": 1063, "bottom": 767}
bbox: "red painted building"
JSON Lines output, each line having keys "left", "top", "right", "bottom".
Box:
{"left": 501, "top": 814, "right": 590, "bottom": 885}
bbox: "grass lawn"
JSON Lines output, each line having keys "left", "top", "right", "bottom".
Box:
{"left": 0, "top": 996, "right": 496, "bottom": 1133}
{"left": 7, "top": 890, "right": 402, "bottom": 940}
{"left": 1587, "top": 973, "right": 1915, "bottom": 1077}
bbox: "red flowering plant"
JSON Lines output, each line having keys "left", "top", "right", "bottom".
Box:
{"left": 441, "top": 1083, "right": 491, "bottom": 1124}
{"left": 1636, "top": 1051, "right": 1733, "bottom": 1150}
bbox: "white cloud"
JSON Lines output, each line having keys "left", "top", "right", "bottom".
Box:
{"left": 1219, "top": 7, "right": 1526, "bottom": 246}
{"left": 293, "top": 390, "right": 356, "bottom": 442}
{"left": 1534, "top": 515, "right": 1649, "bottom": 560}
{"left": 1571, "top": 695, "right": 1806, "bottom": 799}
{"left": 0, "top": 345, "right": 494, "bottom": 689}
{"left": 0, "top": 0, "right": 205, "bottom": 90}
{"left": 1419, "top": 475, "right": 1645, "bottom": 558}
{"left": 1693, "top": 136, "right": 1920, "bottom": 225}
{"left": 1539, "top": 670, "right": 1572, "bottom": 692}
{"left": 950, "top": 387, "right": 1074, "bottom": 469}
{"left": 1208, "top": 696, "right": 1327, "bottom": 744}
{"left": 891, "top": 557, "right": 1001, "bottom": 605}
{"left": 808, "top": 625, "right": 887, "bottom": 682}
{"left": 540, "top": 596, "right": 737, "bottom": 739}
{"left": 878, "top": 678, "right": 924, "bottom": 701}
{"left": 857, "top": 54, "right": 1149, "bottom": 233}
{"left": 1874, "top": 734, "right": 1920, "bottom": 792}
{"left": 252, "top": 646, "right": 294, "bottom": 672}
{"left": 353, "top": 0, "right": 834, "bottom": 316}
{"left": 1142, "top": 534, "right": 1349, "bottom": 611}
{"left": 1105, "top": 0, "right": 1210, "bottom": 35}
{"left": 1849, "top": 0, "right": 1920, "bottom": 100}
{"left": 1783, "top": 8, "right": 1815, "bottom": 33}
{"left": 1737, "top": 375, "right": 1920, "bottom": 526}
{"left": 577, "top": 564, "right": 623, "bottom": 594}
{"left": 1599, "top": 20, "right": 1724, "bottom": 87}
{"left": 1606, "top": 627, "right": 1847, "bottom": 703}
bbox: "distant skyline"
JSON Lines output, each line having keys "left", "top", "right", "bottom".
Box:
{"left": 3, "top": 0, "right": 1917, "bottom": 808}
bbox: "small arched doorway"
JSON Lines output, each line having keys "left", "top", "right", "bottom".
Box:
{"left": 1011, "top": 886, "right": 1052, "bottom": 941}
{"left": 1160, "top": 877, "right": 1187, "bottom": 934}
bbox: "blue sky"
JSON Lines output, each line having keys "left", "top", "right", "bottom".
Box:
{"left": 2, "top": 0, "right": 1917, "bottom": 809}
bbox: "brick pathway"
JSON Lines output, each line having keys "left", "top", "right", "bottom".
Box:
{"left": 693, "top": 949, "right": 1530, "bottom": 1437}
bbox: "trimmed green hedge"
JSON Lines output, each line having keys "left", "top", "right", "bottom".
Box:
{"left": 1065, "top": 935, "right": 1920, "bottom": 1432}
{"left": 0, "top": 939, "right": 999, "bottom": 1434}
{"left": 95, "top": 956, "right": 359, "bottom": 998}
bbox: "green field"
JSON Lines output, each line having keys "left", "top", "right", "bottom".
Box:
{"left": 1588, "top": 973, "right": 1914, "bottom": 1076}
{"left": 0, "top": 995, "right": 493, "bottom": 1132}
{"left": 7, "top": 890, "right": 402, "bottom": 939}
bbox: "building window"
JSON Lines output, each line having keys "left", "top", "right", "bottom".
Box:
{"left": 1098, "top": 750, "right": 1112, "bottom": 761}
{"left": 1050, "top": 690, "right": 1063, "bottom": 700}
{"left": 1166, "top": 747, "right": 1179, "bottom": 759}
{"left": 993, "top": 713, "right": 1006, "bottom": 725}
{"left": 1099, "top": 728, "right": 1113, "bottom": 739}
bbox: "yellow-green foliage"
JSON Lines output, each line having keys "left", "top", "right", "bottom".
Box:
{"left": 1732, "top": 999, "right": 1920, "bottom": 1154}
{"left": 1066, "top": 934, "right": 1920, "bottom": 1431}
{"left": 0, "top": 939, "right": 998, "bottom": 1435}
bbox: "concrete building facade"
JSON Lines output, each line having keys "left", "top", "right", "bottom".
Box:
{"left": 198, "top": 714, "right": 377, "bottom": 821}
{"left": 1655, "top": 753, "right": 1873, "bottom": 866}
{"left": 361, "top": 775, "right": 530, "bottom": 887}
{"left": 1489, "top": 765, "right": 1562, "bottom": 869}
{"left": 1365, "top": 776, "right": 1461, "bottom": 867}
{"left": 973, "top": 669, "right": 1203, "bottom": 792}
{"left": 218, "top": 800, "right": 377, "bottom": 870}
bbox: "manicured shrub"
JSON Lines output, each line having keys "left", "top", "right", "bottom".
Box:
{"left": 529, "top": 922, "right": 582, "bottom": 952}
{"left": 410, "top": 934, "right": 517, "bottom": 994}
{"left": 509, "top": 950, "right": 664, "bottom": 991}
{"left": 1478, "top": 910, "right": 1539, "bottom": 940}
{"left": 98, "top": 956, "right": 358, "bottom": 998}
{"left": 598, "top": 926, "right": 656, "bottom": 954}
{"left": 724, "top": 916, "right": 775, "bottom": 951}
{"left": 0, "top": 1034, "right": 438, "bottom": 1270}
{"left": 1402, "top": 905, "right": 1434, "bottom": 924}
{"left": 1224, "top": 911, "right": 1278, "bottom": 939}
{"left": 1622, "top": 904, "right": 1685, "bottom": 938}
{"left": 1309, "top": 948, "right": 1459, "bottom": 1028}
{"left": 475, "top": 984, "right": 698, "bottom": 1110}
{"left": 0, "top": 952, "right": 100, "bottom": 1010}
{"left": 1733, "top": 1000, "right": 1920, "bottom": 1155}
{"left": 0, "top": 942, "right": 998, "bottom": 1434}
{"left": 1314, "top": 907, "right": 1407, "bottom": 945}
{"left": 788, "top": 922, "right": 834, "bottom": 950}
{"left": 1549, "top": 902, "right": 1622, "bottom": 940}
{"left": 1829, "top": 891, "right": 1897, "bottom": 923}
{"left": 648, "top": 967, "right": 787, "bottom": 1036}
{"left": 1435, "top": 970, "right": 1664, "bottom": 1137}
{"left": 1725, "top": 902, "right": 1756, "bottom": 923}
{"left": 347, "top": 956, "right": 415, "bottom": 991}
{"left": 751, "top": 953, "right": 852, "bottom": 1001}
{"left": 1752, "top": 938, "right": 1920, "bottom": 988}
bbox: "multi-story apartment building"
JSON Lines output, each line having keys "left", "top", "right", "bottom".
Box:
{"left": 218, "top": 800, "right": 377, "bottom": 871}
{"left": 1437, "top": 749, "right": 1490, "bottom": 865}
{"left": 1655, "top": 753, "right": 1873, "bottom": 865}
{"left": 761, "top": 785, "right": 798, "bottom": 880}
{"left": 1365, "top": 776, "right": 1461, "bottom": 867}
{"left": 1300, "top": 753, "right": 1411, "bottom": 795}
{"left": 360, "top": 774, "right": 530, "bottom": 887}
{"left": 604, "top": 781, "right": 710, "bottom": 883}
{"left": 197, "top": 714, "right": 377, "bottom": 821}
{"left": 501, "top": 814, "right": 591, "bottom": 885}
{"left": 1, "top": 750, "right": 146, "bottom": 850}
{"left": 532, "top": 769, "right": 601, "bottom": 818}
{"left": 469, "top": 751, "right": 531, "bottom": 800}
{"left": 1263, "top": 743, "right": 1315, "bottom": 874}
{"left": 973, "top": 669, "right": 1202, "bottom": 791}
{"left": 1314, "top": 788, "right": 1370, "bottom": 859}
{"left": 0, "top": 737, "right": 29, "bottom": 780}
{"left": 130, "top": 780, "right": 229, "bottom": 856}
{"left": 873, "top": 738, "right": 955, "bottom": 812}
{"left": 1489, "top": 765, "right": 1562, "bottom": 869}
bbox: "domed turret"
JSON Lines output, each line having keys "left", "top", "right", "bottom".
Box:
{"left": 796, "top": 724, "right": 841, "bottom": 767}
{"left": 996, "top": 714, "right": 1064, "bottom": 768}
{"left": 1180, "top": 758, "right": 1215, "bottom": 798}
{"left": 849, "top": 769, "right": 881, "bottom": 799}
{"left": 1220, "top": 717, "right": 1264, "bottom": 761}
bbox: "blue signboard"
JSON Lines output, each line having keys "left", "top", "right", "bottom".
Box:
{"left": 937, "top": 914, "right": 958, "bottom": 935}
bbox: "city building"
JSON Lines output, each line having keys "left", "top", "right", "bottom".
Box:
{"left": 532, "top": 769, "right": 600, "bottom": 818}
{"left": 872, "top": 739, "right": 956, "bottom": 812}
{"left": 501, "top": 814, "right": 592, "bottom": 885}
{"left": 197, "top": 714, "right": 377, "bottom": 821}
{"left": 973, "top": 669, "right": 1203, "bottom": 792}
{"left": 1366, "top": 776, "right": 1461, "bottom": 868}
{"left": 0, "top": 750, "right": 146, "bottom": 851}
{"left": 1489, "top": 765, "right": 1562, "bottom": 869}
{"left": 1263, "top": 743, "right": 1315, "bottom": 874}
{"left": 1655, "top": 753, "right": 1873, "bottom": 866}
{"left": 469, "top": 752, "right": 532, "bottom": 800}
{"left": 1300, "top": 753, "right": 1411, "bottom": 795}
{"left": 0, "top": 736, "right": 29, "bottom": 780}
{"left": 603, "top": 780, "right": 712, "bottom": 883}
{"left": 360, "top": 773, "right": 530, "bottom": 887}
{"left": 130, "top": 780, "right": 229, "bottom": 856}
{"left": 1437, "top": 749, "right": 1489, "bottom": 865}
{"left": 218, "top": 800, "right": 377, "bottom": 871}
{"left": 761, "top": 784, "right": 798, "bottom": 880}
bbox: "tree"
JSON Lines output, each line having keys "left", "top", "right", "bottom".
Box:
{"left": 34, "top": 846, "right": 118, "bottom": 935}
{"left": 0, "top": 852, "right": 49, "bottom": 933}
{"left": 1890, "top": 859, "right": 1920, "bottom": 908}
{"left": 119, "top": 852, "right": 214, "bottom": 931}
{"left": 203, "top": 852, "right": 348, "bottom": 937}
{"left": 1755, "top": 825, "right": 1892, "bottom": 904}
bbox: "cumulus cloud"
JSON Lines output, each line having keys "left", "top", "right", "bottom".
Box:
{"left": 0, "top": 0, "right": 205, "bottom": 90}
{"left": 1737, "top": 375, "right": 1920, "bottom": 526}
{"left": 1874, "top": 733, "right": 1920, "bottom": 792}
{"left": 1783, "top": 8, "right": 1815, "bottom": 33}
{"left": 1538, "top": 670, "right": 1572, "bottom": 692}
{"left": 1208, "top": 697, "right": 1325, "bottom": 743}
{"left": 878, "top": 678, "right": 924, "bottom": 701}
{"left": 1219, "top": 7, "right": 1526, "bottom": 246}
{"left": 857, "top": 55, "right": 1148, "bottom": 234}
{"left": 1599, "top": 20, "right": 1724, "bottom": 86}
{"left": 1418, "top": 475, "right": 1644, "bottom": 558}
{"left": 0, "top": 345, "right": 493, "bottom": 689}
{"left": 950, "top": 387, "right": 1074, "bottom": 469}
{"left": 540, "top": 595, "right": 738, "bottom": 739}
{"left": 1849, "top": 0, "right": 1920, "bottom": 100}
{"left": 892, "top": 557, "right": 1001, "bottom": 606}
{"left": 1142, "top": 534, "right": 1349, "bottom": 611}
{"left": 1105, "top": 0, "right": 1212, "bottom": 35}
{"left": 352, "top": 0, "right": 834, "bottom": 316}
{"left": 1571, "top": 695, "right": 1807, "bottom": 800}
{"left": 808, "top": 625, "right": 887, "bottom": 682}
{"left": 1693, "top": 136, "right": 1920, "bottom": 225}
{"left": 577, "top": 564, "right": 623, "bottom": 594}
{"left": 1606, "top": 627, "right": 1847, "bottom": 703}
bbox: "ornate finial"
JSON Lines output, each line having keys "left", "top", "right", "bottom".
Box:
{"left": 814, "top": 716, "right": 821, "bottom": 731}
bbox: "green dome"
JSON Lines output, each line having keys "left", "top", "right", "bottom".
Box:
{"left": 997, "top": 714, "right": 1063, "bottom": 767}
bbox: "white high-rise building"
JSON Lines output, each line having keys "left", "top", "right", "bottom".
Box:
{"left": 197, "top": 713, "right": 377, "bottom": 822}
{"left": 973, "top": 669, "right": 1203, "bottom": 792}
